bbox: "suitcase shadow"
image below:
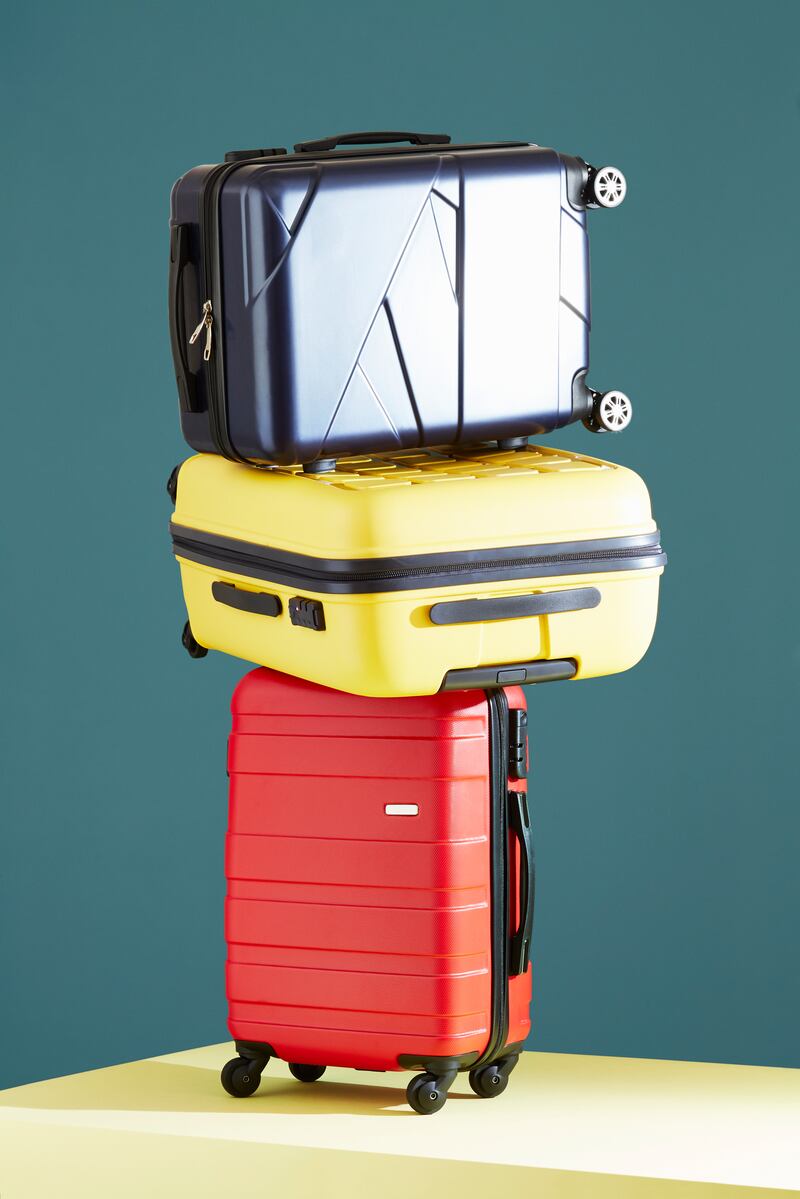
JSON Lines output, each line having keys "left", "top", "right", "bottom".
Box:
{"left": 0, "top": 1059, "right": 479, "bottom": 1118}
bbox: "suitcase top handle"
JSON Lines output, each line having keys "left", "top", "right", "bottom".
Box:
{"left": 294, "top": 130, "right": 451, "bottom": 153}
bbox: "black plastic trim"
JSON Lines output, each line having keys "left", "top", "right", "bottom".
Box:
{"left": 295, "top": 131, "right": 451, "bottom": 153}
{"left": 397, "top": 1051, "right": 480, "bottom": 1073}
{"left": 234, "top": 1039, "right": 276, "bottom": 1063}
{"left": 430, "top": 586, "right": 601, "bottom": 626}
{"left": 440, "top": 659, "right": 576, "bottom": 691}
{"left": 224, "top": 147, "right": 288, "bottom": 163}
{"left": 508, "top": 708, "right": 528, "bottom": 780}
{"left": 499, "top": 1040, "right": 526, "bottom": 1061}
{"left": 263, "top": 139, "right": 528, "bottom": 163}
{"left": 288, "top": 597, "right": 326, "bottom": 631}
{"left": 211, "top": 581, "right": 281, "bottom": 617}
{"left": 508, "top": 789, "right": 534, "bottom": 977}
{"left": 472, "top": 689, "right": 511, "bottom": 1070}
{"left": 170, "top": 525, "right": 665, "bottom": 595}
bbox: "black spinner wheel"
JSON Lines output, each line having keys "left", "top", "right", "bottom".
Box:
{"left": 220, "top": 1056, "right": 266, "bottom": 1098}
{"left": 288, "top": 1063, "right": 326, "bottom": 1083}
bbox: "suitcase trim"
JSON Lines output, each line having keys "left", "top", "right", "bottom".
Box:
{"left": 440, "top": 659, "right": 576, "bottom": 690}
{"left": 471, "top": 688, "right": 512, "bottom": 1068}
{"left": 170, "top": 523, "right": 665, "bottom": 595}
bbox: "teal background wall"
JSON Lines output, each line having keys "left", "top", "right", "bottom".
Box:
{"left": 2, "top": 0, "right": 798, "bottom": 1090}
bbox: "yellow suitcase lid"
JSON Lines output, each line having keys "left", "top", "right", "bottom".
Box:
{"left": 174, "top": 444, "right": 657, "bottom": 560}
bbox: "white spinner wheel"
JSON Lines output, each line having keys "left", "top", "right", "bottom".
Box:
{"left": 591, "top": 166, "right": 627, "bottom": 208}
{"left": 595, "top": 390, "right": 632, "bottom": 431}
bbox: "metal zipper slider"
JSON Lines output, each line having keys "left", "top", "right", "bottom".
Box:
{"left": 189, "top": 300, "right": 213, "bottom": 361}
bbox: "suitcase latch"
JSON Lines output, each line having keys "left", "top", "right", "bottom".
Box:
{"left": 289, "top": 597, "right": 326, "bottom": 631}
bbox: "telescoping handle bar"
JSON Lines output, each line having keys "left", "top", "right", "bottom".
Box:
{"left": 508, "top": 789, "right": 534, "bottom": 977}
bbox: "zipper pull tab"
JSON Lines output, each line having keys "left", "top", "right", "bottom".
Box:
{"left": 189, "top": 300, "right": 213, "bottom": 362}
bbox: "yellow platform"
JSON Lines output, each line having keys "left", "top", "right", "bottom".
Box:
{"left": 1, "top": 1045, "right": 798, "bottom": 1197}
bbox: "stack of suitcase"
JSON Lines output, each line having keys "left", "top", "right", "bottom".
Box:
{"left": 167, "top": 131, "right": 664, "bottom": 1114}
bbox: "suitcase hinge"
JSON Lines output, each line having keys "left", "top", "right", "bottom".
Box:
{"left": 189, "top": 299, "right": 213, "bottom": 362}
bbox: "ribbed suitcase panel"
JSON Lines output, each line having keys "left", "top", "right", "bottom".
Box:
{"left": 225, "top": 895, "right": 489, "bottom": 958}
{"left": 228, "top": 731, "right": 487, "bottom": 781}
{"left": 227, "top": 961, "right": 489, "bottom": 1016}
{"left": 226, "top": 834, "right": 488, "bottom": 889}
{"left": 229, "top": 775, "right": 487, "bottom": 843}
{"left": 228, "top": 942, "right": 489, "bottom": 976}
{"left": 226, "top": 669, "right": 496, "bottom": 1069}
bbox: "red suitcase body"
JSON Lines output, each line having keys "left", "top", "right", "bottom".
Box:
{"left": 223, "top": 667, "right": 533, "bottom": 1113}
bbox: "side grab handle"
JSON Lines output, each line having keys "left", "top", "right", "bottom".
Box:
{"left": 168, "top": 224, "right": 198, "bottom": 413}
{"left": 211, "top": 581, "right": 282, "bottom": 617}
{"left": 294, "top": 130, "right": 451, "bottom": 153}
{"left": 429, "top": 586, "right": 601, "bottom": 626}
{"left": 508, "top": 789, "right": 534, "bottom": 977}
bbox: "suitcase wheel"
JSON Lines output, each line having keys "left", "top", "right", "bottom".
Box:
{"left": 288, "top": 1062, "right": 326, "bottom": 1083}
{"left": 583, "top": 390, "right": 633, "bottom": 434}
{"left": 406, "top": 1072, "right": 450, "bottom": 1115}
{"left": 221, "top": 1055, "right": 267, "bottom": 1098}
{"left": 181, "top": 621, "right": 208, "bottom": 659}
{"left": 468, "top": 1055, "right": 518, "bottom": 1099}
{"left": 588, "top": 165, "right": 627, "bottom": 208}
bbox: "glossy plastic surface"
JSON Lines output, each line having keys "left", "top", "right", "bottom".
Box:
{"left": 171, "top": 144, "right": 590, "bottom": 463}
{"left": 225, "top": 668, "right": 531, "bottom": 1070}
{"left": 172, "top": 444, "right": 664, "bottom": 696}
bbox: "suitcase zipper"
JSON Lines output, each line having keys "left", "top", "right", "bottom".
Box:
{"left": 189, "top": 300, "right": 213, "bottom": 361}
{"left": 170, "top": 525, "right": 665, "bottom": 594}
{"left": 194, "top": 161, "right": 249, "bottom": 461}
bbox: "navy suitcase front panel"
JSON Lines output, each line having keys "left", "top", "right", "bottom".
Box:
{"left": 170, "top": 142, "right": 595, "bottom": 465}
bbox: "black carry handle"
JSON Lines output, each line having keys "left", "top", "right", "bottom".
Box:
{"left": 508, "top": 788, "right": 534, "bottom": 977}
{"left": 440, "top": 659, "right": 577, "bottom": 691}
{"left": 168, "top": 224, "right": 198, "bottom": 413}
{"left": 429, "top": 586, "right": 601, "bottom": 627}
{"left": 294, "top": 130, "right": 451, "bottom": 153}
{"left": 211, "top": 581, "right": 282, "bottom": 617}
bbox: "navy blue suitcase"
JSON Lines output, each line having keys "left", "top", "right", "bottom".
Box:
{"left": 168, "top": 131, "right": 631, "bottom": 470}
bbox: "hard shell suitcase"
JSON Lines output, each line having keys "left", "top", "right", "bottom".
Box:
{"left": 222, "top": 666, "right": 533, "bottom": 1114}
{"left": 169, "top": 443, "right": 665, "bottom": 697}
{"left": 169, "top": 131, "right": 631, "bottom": 469}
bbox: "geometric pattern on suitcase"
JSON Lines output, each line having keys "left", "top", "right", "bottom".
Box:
{"left": 264, "top": 443, "right": 610, "bottom": 490}
{"left": 221, "top": 151, "right": 589, "bottom": 459}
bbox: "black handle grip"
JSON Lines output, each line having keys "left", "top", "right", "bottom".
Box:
{"left": 440, "top": 658, "right": 577, "bottom": 691}
{"left": 168, "top": 224, "right": 199, "bottom": 413}
{"left": 508, "top": 789, "right": 534, "bottom": 977}
{"left": 429, "top": 586, "right": 601, "bottom": 627}
{"left": 211, "top": 581, "right": 282, "bottom": 617}
{"left": 294, "top": 130, "right": 451, "bottom": 153}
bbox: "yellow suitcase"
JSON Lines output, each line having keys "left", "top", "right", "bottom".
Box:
{"left": 169, "top": 444, "right": 665, "bottom": 697}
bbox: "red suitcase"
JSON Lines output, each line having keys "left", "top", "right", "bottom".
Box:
{"left": 221, "top": 667, "right": 533, "bottom": 1114}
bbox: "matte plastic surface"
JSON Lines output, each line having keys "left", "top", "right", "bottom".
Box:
{"left": 171, "top": 443, "right": 664, "bottom": 696}
{"left": 170, "top": 143, "right": 592, "bottom": 464}
{"left": 225, "top": 668, "right": 531, "bottom": 1071}
{"left": 6, "top": 1046, "right": 798, "bottom": 1196}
